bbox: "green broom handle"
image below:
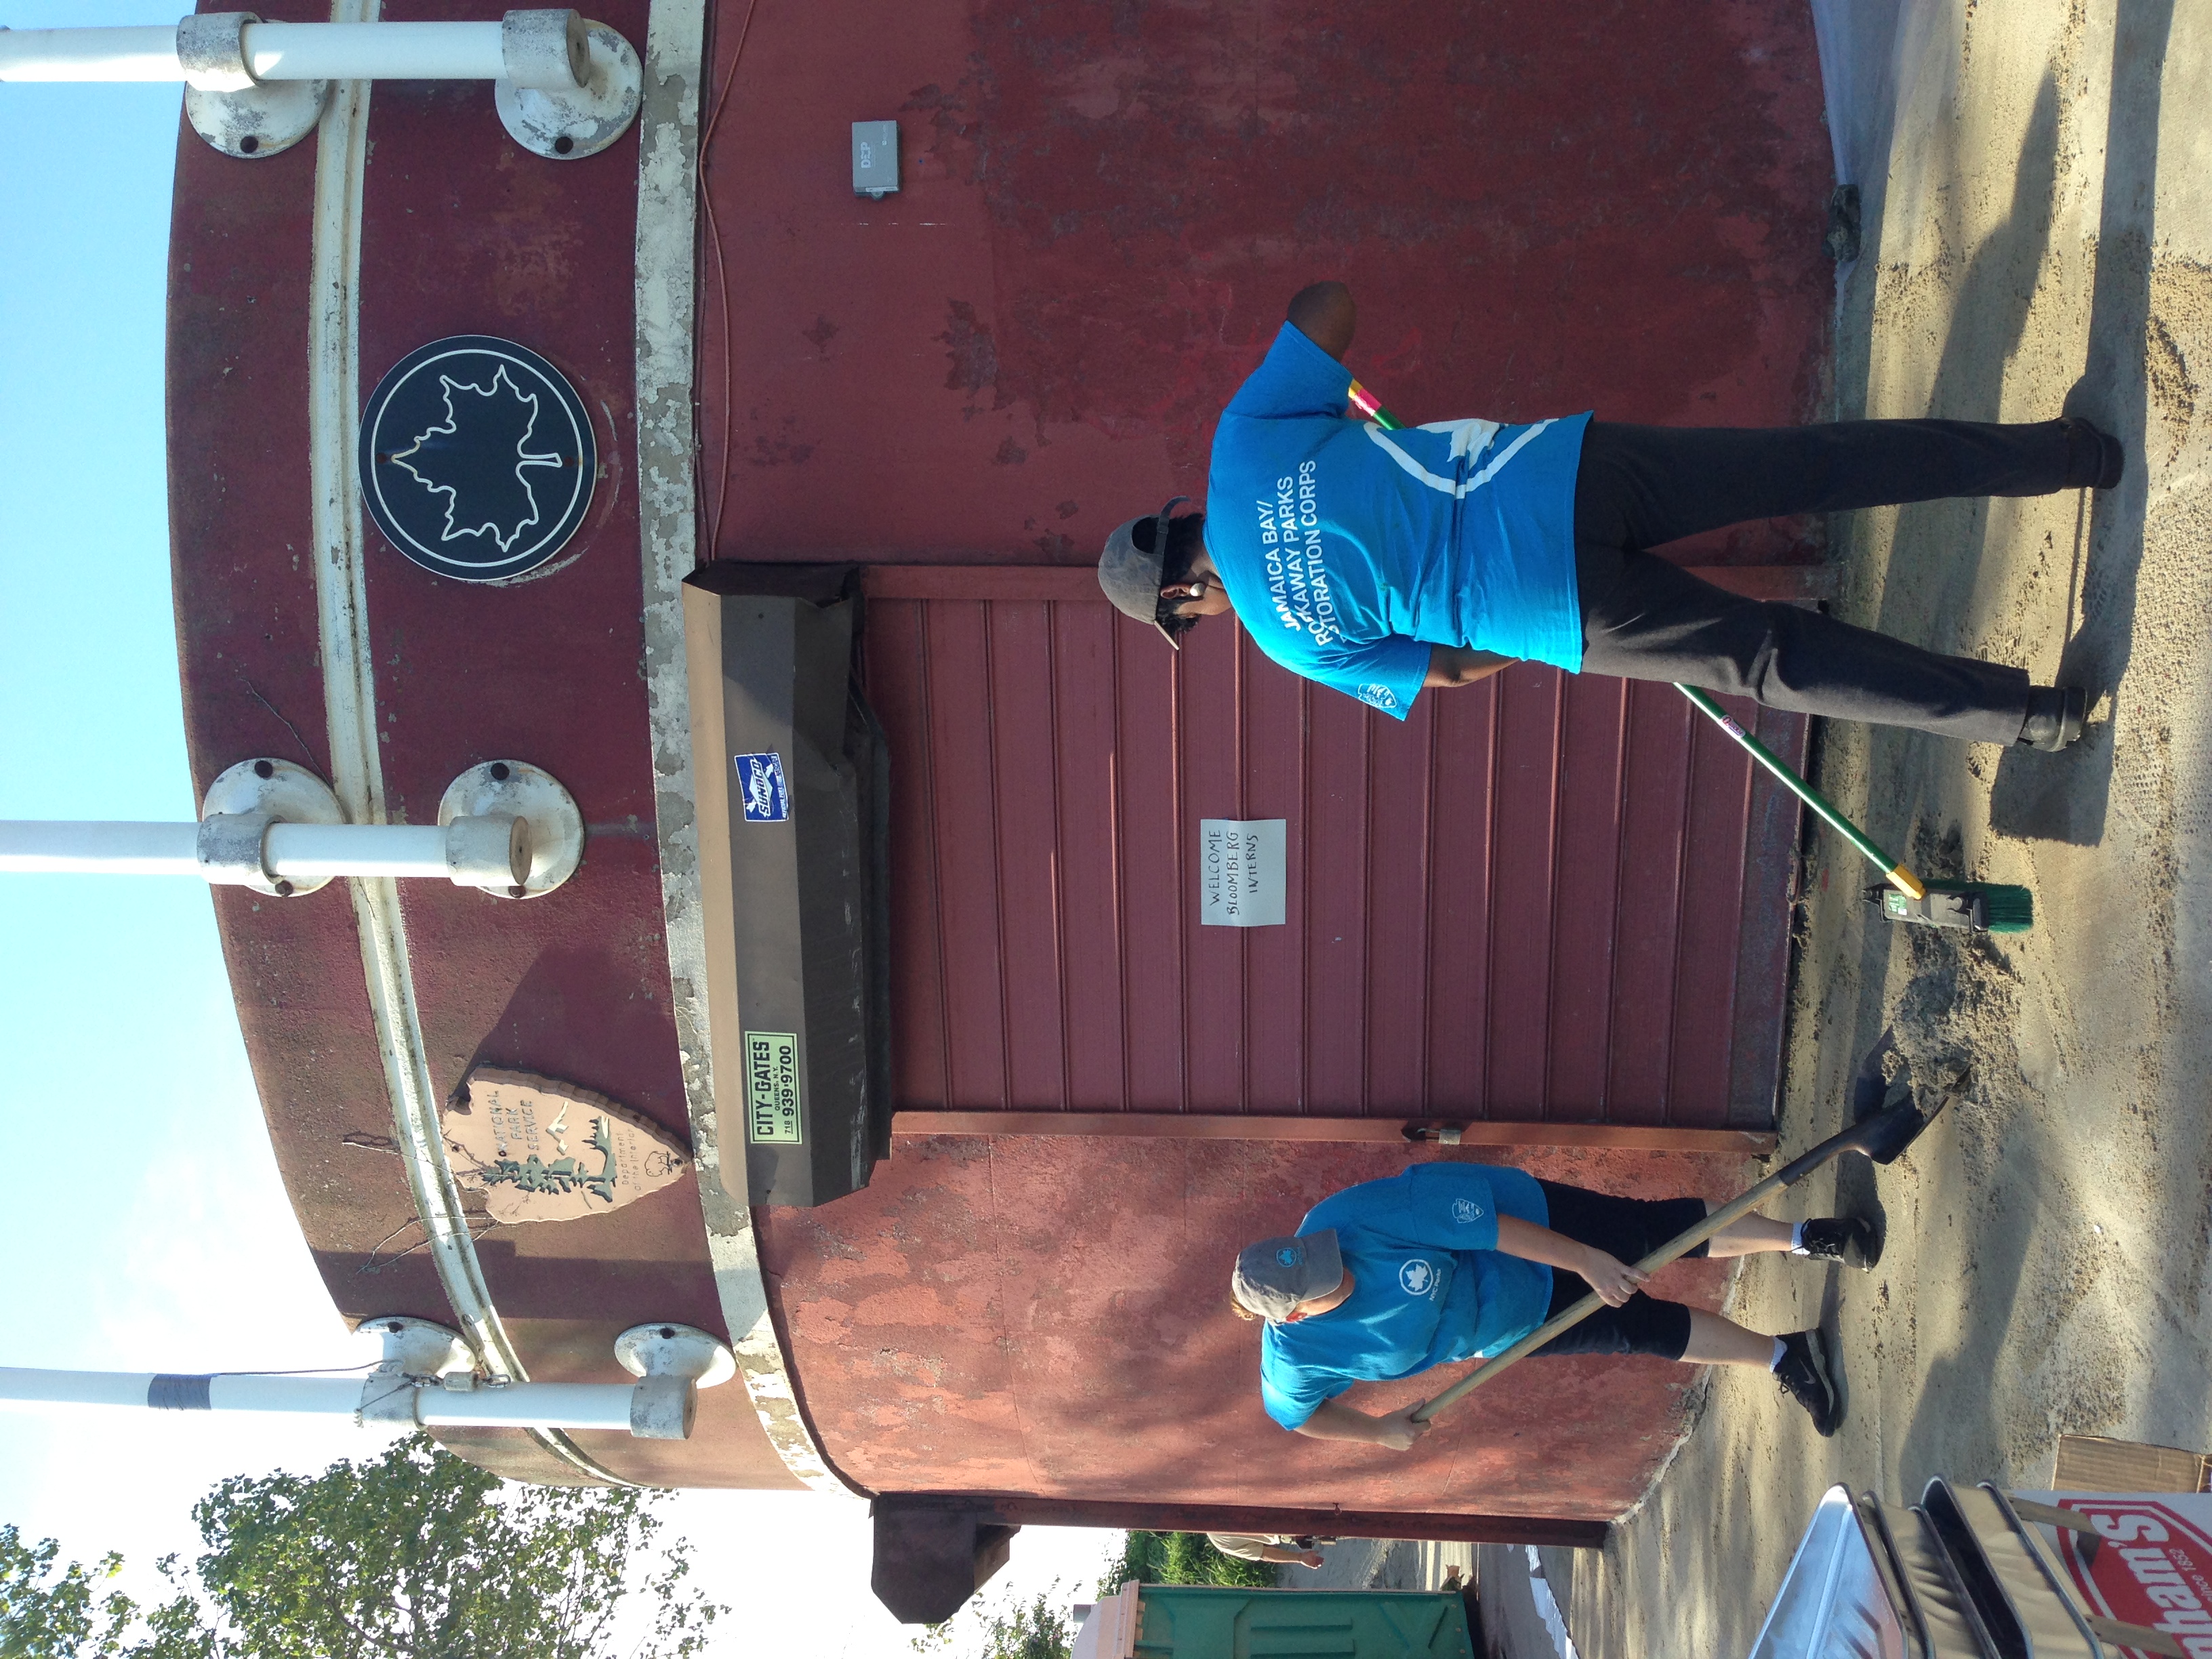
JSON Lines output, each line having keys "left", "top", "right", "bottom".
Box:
{"left": 1345, "top": 380, "right": 1923, "bottom": 902}
{"left": 1673, "top": 684, "right": 1923, "bottom": 900}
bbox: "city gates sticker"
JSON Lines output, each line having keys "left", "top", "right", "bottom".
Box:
{"left": 743, "top": 1030, "right": 802, "bottom": 1143}
{"left": 1199, "top": 819, "right": 1287, "bottom": 926}
{"left": 359, "top": 335, "right": 596, "bottom": 583}
{"left": 733, "top": 752, "right": 790, "bottom": 823}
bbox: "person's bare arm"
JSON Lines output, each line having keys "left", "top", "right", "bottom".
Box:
{"left": 1424, "top": 645, "right": 1515, "bottom": 688}
{"left": 1291, "top": 1396, "right": 1433, "bottom": 1451}
{"left": 1287, "top": 281, "right": 1356, "bottom": 361}
{"left": 1255, "top": 1544, "right": 1328, "bottom": 1567}
{"left": 1494, "top": 1214, "right": 1648, "bottom": 1307}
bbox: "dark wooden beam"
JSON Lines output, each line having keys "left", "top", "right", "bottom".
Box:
{"left": 874, "top": 1490, "right": 1610, "bottom": 1551}
{"left": 891, "top": 1110, "right": 1776, "bottom": 1155}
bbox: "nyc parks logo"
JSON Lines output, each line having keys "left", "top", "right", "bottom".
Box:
{"left": 361, "top": 335, "right": 596, "bottom": 583}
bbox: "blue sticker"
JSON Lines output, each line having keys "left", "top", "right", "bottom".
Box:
{"left": 734, "top": 752, "right": 790, "bottom": 823}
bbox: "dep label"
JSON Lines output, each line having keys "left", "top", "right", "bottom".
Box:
{"left": 1199, "top": 819, "right": 1287, "bottom": 927}
{"left": 743, "top": 1030, "right": 802, "bottom": 1143}
{"left": 733, "top": 751, "right": 790, "bottom": 823}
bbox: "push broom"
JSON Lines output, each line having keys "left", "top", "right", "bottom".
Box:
{"left": 1408, "top": 1063, "right": 1969, "bottom": 1427}
{"left": 1345, "top": 379, "right": 2032, "bottom": 935}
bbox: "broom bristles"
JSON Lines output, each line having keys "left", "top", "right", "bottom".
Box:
{"left": 1926, "top": 880, "right": 2035, "bottom": 934}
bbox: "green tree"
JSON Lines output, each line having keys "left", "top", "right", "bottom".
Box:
{"left": 1098, "top": 1532, "right": 1273, "bottom": 1593}
{"left": 911, "top": 1583, "right": 1070, "bottom": 1659}
{"left": 0, "top": 1435, "right": 722, "bottom": 1659}
{"left": 0, "top": 1528, "right": 136, "bottom": 1659}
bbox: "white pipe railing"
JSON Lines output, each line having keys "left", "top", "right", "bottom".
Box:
{"left": 0, "top": 26, "right": 181, "bottom": 81}
{"left": 0, "top": 1367, "right": 638, "bottom": 1433}
{"left": 241, "top": 21, "right": 508, "bottom": 83}
{"left": 0, "top": 14, "right": 583, "bottom": 90}
{"left": 0, "top": 817, "right": 527, "bottom": 889}
{"left": 261, "top": 823, "right": 451, "bottom": 879}
{"left": 0, "top": 821, "right": 200, "bottom": 876}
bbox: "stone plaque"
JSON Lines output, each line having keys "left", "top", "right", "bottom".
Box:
{"left": 447, "top": 1068, "right": 691, "bottom": 1224}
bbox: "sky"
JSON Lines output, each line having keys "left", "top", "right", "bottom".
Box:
{"left": 0, "top": 4, "right": 1109, "bottom": 1650}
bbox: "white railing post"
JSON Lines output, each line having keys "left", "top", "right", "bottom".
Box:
{"left": 0, "top": 1319, "right": 736, "bottom": 1442}
{"left": 0, "top": 758, "right": 584, "bottom": 900}
{"left": 0, "top": 11, "right": 639, "bottom": 160}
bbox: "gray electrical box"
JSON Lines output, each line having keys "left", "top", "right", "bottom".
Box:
{"left": 852, "top": 119, "right": 899, "bottom": 197}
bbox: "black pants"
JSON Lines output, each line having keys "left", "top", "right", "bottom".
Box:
{"left": 1573, "top": 419, "right": 2078, "bottom": 743}
{"left": 1525, "top": 1180, "right": 1708, "bottom": 1362}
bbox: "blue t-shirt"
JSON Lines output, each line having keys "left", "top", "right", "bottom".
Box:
{"left": 1258, "top": 1164, "right": 1553, "bottom": 1431}
{"left": 1204, "top": 323, "right": 1590, "bottom": 718}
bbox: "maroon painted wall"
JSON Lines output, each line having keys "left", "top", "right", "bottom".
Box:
{"left": 698, "top": 0, "right": 1832, "bottom": 564}
{"left": 168, "top": 0, "right": 796, "bottom": 1490}
{"left": 701, "top": 0, "right": 1833, "bottom": 1130}
{"left": 867, "top": 588, "right": 1807, "bottom": 1126}
{"left": 167, "top": 0, "right": 1835, "bottom": 1507}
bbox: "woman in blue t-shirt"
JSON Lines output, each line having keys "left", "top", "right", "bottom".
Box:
{"left": 1100, "top": 281, "right": 2115, "bottom": 751}
{"left": 1229, "top": 1164, "right": 1870, "bottom": 1444}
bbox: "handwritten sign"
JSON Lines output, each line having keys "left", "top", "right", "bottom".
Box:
{"left": 1199, "top": 819, "right": 1287, "bottom": 927}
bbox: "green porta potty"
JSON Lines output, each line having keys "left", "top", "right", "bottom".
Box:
{"left": 1075, "top": 1582, "right": 1476, "bottom": 1659}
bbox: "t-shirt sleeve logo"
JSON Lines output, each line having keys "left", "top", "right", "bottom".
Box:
{"left": 1451, "top": 1197, "right": 1484, "bottom": 1223}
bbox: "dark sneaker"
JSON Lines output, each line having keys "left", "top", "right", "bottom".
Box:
{"left": 2059, "top": 416, "right": 2125, "bottom": 489}
{"left": 1795, "top": 1216, "right": 1881, "bottom": 1271}
{"left": 1775, "top": 1329, "right": 1840, "bottom": 1437}
{"left": 2018, "top": 685, "right": 2085, "bottom": 751}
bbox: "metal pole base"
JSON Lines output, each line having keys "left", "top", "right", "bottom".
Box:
{"left": 438, "top": 760, "right": 583, "bottom": 898}
{"left": 493, "top": 18, "right": 638, "bottom": 159}
{"left": 615, "top": 1322, "right": 736, "bottom": 1441}
{"left": 185, "top": 75, "right": 328, "bottom": 159}
{"left": 361, "top": 1315, "right": 472, "bottom": 1379}
{"left": 200, "top": 758, "right": 344, "bottom": 896}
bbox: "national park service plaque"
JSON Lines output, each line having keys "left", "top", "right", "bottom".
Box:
{"left": 446, "top": 1068, "right": 691, "bottom": 1224}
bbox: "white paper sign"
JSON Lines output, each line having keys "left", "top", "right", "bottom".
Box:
{"left": 1199, "top": 819, "right": 1287, "bottom": 927}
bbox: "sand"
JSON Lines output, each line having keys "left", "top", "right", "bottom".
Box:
{"left": 1545, "top": 3, "right": 2212, "bottom": 1654}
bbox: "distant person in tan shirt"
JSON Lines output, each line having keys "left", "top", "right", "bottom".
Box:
{"left": 1206, "top": 1532, "right": 1332, "bottom": 1570}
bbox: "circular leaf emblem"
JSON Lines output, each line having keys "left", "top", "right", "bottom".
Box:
{"left": 359, "top": 335, "right": 596, "bottom": 582}
{"left": 1276, "top": 1246, "right": 1301, "bottom": 1268}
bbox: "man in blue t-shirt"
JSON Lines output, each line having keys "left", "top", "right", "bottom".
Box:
{"left": 1099, "top": 281, "right": 2118, "bottom": 750}
{"left": 1229, "top": 1164, "right": 1873, "bottom": 1444}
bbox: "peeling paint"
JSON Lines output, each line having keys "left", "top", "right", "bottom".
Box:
{"left": 633, "top": 0, "right": 840, "bottom": 1493}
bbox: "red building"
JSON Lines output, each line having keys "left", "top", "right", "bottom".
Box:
{"left": 156, "top": 0, "right": 1831, "bottom": 1619}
